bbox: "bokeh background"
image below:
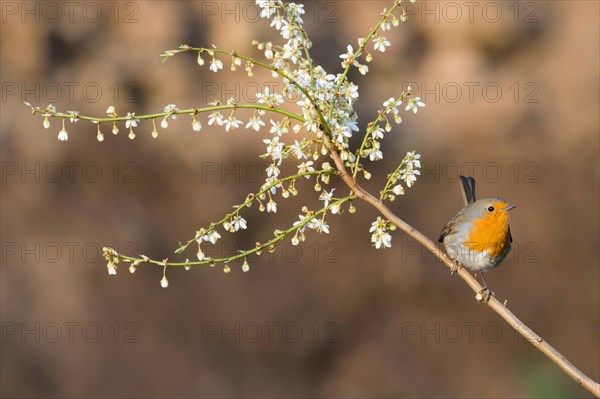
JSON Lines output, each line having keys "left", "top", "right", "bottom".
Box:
{"left": 1, "top": 1, "right": 598, "bottom": 397}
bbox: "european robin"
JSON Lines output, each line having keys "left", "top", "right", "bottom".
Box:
{"left": 438, "top": 176, "right": 516, "bottom": 294}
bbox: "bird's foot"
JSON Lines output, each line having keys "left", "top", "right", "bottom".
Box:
{"left": 476, "top": 287, "right": 494, "bottom": 303}
{"left": 450, "top": 260, "right": 460, "bottom": 276}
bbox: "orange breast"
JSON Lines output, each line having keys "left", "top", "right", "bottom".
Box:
{"left": 465, "top": 212, "right": 510, "bottom": 258}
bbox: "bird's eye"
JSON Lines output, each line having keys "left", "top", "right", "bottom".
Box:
{"left": 487, "top": 206, "right": 495, "bottom": 212}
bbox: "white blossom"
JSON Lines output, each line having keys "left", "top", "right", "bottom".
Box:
{"left": 319, "top": 188, "right": 335, "bottom": 207}
{"left": 383, "top": 97, "right": 401, "bottom": 114}
{"left": 107, "top": 261, "right": 117, "bottom": 275}
{"left": 371, "top": 229, "right": 392, "bottom": 249}
{"left": 256, "top": 0, "right": 278, "bottom": 19}
{"left": 282, "top": 43, "right": 301, "bottom": 63}
{"left": 68, "top": 111, "right": 80, "bottom": 123}
{"left": 400, "top": 167, "right": 420, "bottom": 187}
{"left": 290, "top": 140, "right": 307, "bottom": 159}
{"left": 370, "top": 217, "right": 392, "bottom": 249}
{"left": 57, "top": 127, "right": 68, "bottom": 141}
{"left": 246, "top": 115, "right": 265, "bottom": 131}
{"left": 192, "top": 119, "right": 202, "bottom": 132}
{"left": 256, "top": 87, "right": 284, "bottom": 106}
{"left": 203, "top": 230, "right": 221, "bottom": 244}
{"left": 372, "top": 125, "right": 384, "bottom": 139}
{"left": 405, "top": 97, "right": 426, "bottom": 113}
{"left": 266, "top": 199, "right": 277, "bottom": 213}
{"left": 373, "top": 36, "right": 391, "bottom": 52}
{"left": 339, "top": 45, "right": 356, "bottom": 68}
{"left": 269, "top": 119, "right": 288, "bottom": 136}
{"left": 224, "top": 115, "right": 242, "bottom": 131}
{"left": 404, "top": 151, "right": 421, "bottom": 169}
{"left": 160, "top": 276, "right": 169, "bottom": 288}
{"left": 308, "top": 218, "right": 329, "bottom": 234}
{"left": 208, "top": 111, "right": 224, "bottom": 126}
{"left": 163, "top": 104, "right": 178, "bottom": 118}
{"left": 209, "top": 58, "right": 224, "bottom": 72}
{"left": 263, "top": 136, "right": 284, "bottom": 163}
{"left": 125, "top": 112, "right": 139, "bottom": 128}
{"left": 232, "top": 215, "right": 247, "bottom": 231}
{"left": 369, "top": 148, "right": 383, "bottom": 161}
{"left": 293, "top": 215, "right": 308, "bottom": 233}
{"left": 270, "top": 15, "right": 288, "bottom": 30}
{"left": 266, "top": 163, "right": 280, "bottom": 178}
{"left": 297, "top": 161, "right": 314, "bottom": 177}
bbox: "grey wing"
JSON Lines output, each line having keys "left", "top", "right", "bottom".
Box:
{"left": 438, "top": 222, "right": 454, "bottom": 242}
{"left": 438, "top": 209, "right": 465, "bottom": 242}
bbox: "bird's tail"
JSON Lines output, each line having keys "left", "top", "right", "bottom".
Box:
{"left": 459, "top": 175, "right": 476, "bottom": 205}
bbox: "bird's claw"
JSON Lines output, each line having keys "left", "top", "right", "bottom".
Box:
{"left": 476, "top": 287, "right": 494, "bottom": 303}
{"left": 450, "top": 261, "right": 459, "bottom": 276}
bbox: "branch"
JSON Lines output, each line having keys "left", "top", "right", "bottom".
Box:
{"left": 322, "top": 133, "right": 600, "bottom": 397}
{"left": 351, "top": 95, "right": 408, "bottom": 178}
{"left": 328, "top": 1, "right": 402, "bottom": 120}
{"left": 104, "top": 169, "right": 343, "bottom": 270}
{"left": 26, "top": 102, "right": 304, "bottom": 124}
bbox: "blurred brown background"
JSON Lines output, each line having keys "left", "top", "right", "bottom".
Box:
{"left": 1, "top": 1, "right": 598, "bottom": 398}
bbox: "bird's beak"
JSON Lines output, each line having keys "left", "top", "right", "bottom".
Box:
{"left": 504, "top": 204, "right": 517, "bottom": 211}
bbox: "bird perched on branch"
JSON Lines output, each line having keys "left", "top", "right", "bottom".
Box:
{"left": 439, "top": 176, "right": 516, "bottom": 299}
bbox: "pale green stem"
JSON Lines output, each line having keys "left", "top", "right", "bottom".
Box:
{"left": 326, "top": 1, "right": 402, "bottom": 122}
{"left": 114, "top": 195, "right": 354, "bottom": 267}
{"left": 379, "top": 158, "right": 407, "bottom": 200}
{"left": 29, "top": 103, "right": 304, "bottom": 124}
{"left": 351, "top": 95, "right": 407, "bottom": 177}
{"left": 175, "top": 169, "right": 337, "bottom": 253}
{"left": 184, "top": 47, "right": 334, "bottom": 139}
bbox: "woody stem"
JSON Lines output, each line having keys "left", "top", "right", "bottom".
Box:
{"left": 321, "top": 134, "right": 600, "bottom": 397}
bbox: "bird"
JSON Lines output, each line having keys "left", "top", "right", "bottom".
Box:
{"left": 438, "top": 176, "right": 516, "bottom": 297}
